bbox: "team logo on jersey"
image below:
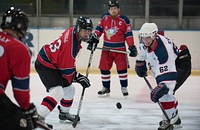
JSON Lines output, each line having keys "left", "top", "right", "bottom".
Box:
{"left": 105, "top": 27, "right": 118, "bottom": 40}
{"left": 127, "top": 25, "right": 132, "bottom": 31}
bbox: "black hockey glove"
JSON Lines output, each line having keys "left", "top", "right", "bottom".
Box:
{"left": 128, "top": 45, "right": 137, "bottom": 57}
{"left": 87, "top": 33, "right": 99, "bottom": 51}
{"left": 151, "top": 83, "right": 169, "bottom": 103}
{"left": 135, "top": 60, "right": 147, "bottom": 77}
{"left": 73, "top": 72, "right": 91, "bottom": 88}
{"left": 22, "top": 103, "right": 38, "bottom": 129}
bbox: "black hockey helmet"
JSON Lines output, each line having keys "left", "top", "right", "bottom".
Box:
{"left": 1, "top": 7, "right": 29, "bottom": 38}
{"left": 76, "top": 16, "right": 93, "bottom": 31}
{"left": 108, "top": 0, "right": 119, "bottom": 8}
{"left": 76, "top": 16, "right": 93, "bottom": 42}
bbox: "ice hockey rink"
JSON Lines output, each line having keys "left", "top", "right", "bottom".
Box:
{"left": 5, "top": 73, "right": 200, "bottom": 130}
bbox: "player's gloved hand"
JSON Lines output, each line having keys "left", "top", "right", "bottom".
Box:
{"left": 73, "top": 72, "right": 91, "bottom": 88}
{"left": 135, "top": 60, "right": 147, "bottom": 77}
{"left": 128, "top": 45, "right": 137, "bottom": 57}
{"left": 22, "top": 103, "right": 38, "bottom": 129}
{"left": 87, "top": 33, "right": 99, "bottom": 51}
{"left": 151, "top": 83, "right": 169, "bottom": 103}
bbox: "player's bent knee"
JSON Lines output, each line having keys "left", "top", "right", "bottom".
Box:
{"left": 49, "top": 86, "right": 63, "bottom": 102}
{"left": 63, "top": 85, "right": 75, "bottom": 99}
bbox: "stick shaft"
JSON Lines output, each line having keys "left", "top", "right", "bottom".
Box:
{"left": 96, "top": 47, "right": 130, "bottom": 54}
{"left": 143, "top": 76, "right": 170, "bottom": 121}
{"left": 76, "top": 50, "right": 93, "bottom": 116}
{"left": 73, "top": 47, "right": 94, "bottom": 127}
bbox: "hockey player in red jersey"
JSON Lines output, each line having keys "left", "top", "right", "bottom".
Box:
{"left": 135, "top": 22, "right": 191, "bottom": 130}
{"left": 0, "top": 7, "right": 39, "bottom": 130}
{"left": 35, "top": 16, "right": 93, "bottom": 126}
{"left": 87, "top": 0, "right": 137, "bottom": 97}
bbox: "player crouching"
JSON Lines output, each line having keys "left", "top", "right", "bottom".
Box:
{"left": 135, "top": 22, "right": 191, "bottom": 130}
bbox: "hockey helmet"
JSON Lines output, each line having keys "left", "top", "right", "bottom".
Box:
{"left": 139, "top": 22, "right": 158, "bottom": 40}
{"left": 76, "top": 16, "right": 93, "bottom": 31}
{"left": 76, "top": 16, "right": 93, "bottom": 42}
{"left": 1, "top": 7, "right": 29, "bottom": 38}
{"left": 108, "top": 0, "right": 119, "bottom": 8}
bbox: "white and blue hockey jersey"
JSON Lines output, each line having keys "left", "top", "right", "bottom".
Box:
{"left": 137, "top": 34, "right": 179, "bottom": 85}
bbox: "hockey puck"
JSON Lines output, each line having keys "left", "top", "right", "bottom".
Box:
{"left": 116, "top": 102, "right": 122, "bottom": 109}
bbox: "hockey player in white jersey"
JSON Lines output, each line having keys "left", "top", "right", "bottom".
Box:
{"left": 135, "top": 22, "right": 191, "bottom": 130}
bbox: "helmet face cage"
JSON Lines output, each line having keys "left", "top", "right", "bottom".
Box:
{"left": 76, "top": 16, "right": 93, "bottom": 42}
{"left": 108, "top": 0, "right": 119, "bottom": 8}
{"left": 1, "top": 7, "right": 29, "bottom": 38}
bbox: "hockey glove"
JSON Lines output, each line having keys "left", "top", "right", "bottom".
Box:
{"left": 87, "top": 33, "right": 99, "bottom": 51}
{"left": 73, "top": 72, "right": 91, "bottom": 88}
{"left": 135, "top": 60, "right": 147, "bottom": 77}
{"left": 22, "top": 103, "right": 38, "bottom": 129}
{"left": 128, "top": 45, "right": 137, "bottom": 57}
{"left": 151, "top": 83, "right": 169, "bottom": 103}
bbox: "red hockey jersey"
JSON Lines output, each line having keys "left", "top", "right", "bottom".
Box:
{"left": 95, "top": 13, "right": 134, "bottom": 51}
{"left": 37, "top": 26, "right": 82, "bottom": 84}
{"left": 0, "top": 31, "right": 31, "bottom": 110}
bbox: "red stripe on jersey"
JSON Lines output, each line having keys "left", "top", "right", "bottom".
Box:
{"left": 37, "top": 55, "right": 56, "bottom": 69}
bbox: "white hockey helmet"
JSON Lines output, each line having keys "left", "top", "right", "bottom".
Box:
{"left": 139, "top": 22, "right": 158, "bottom": 40}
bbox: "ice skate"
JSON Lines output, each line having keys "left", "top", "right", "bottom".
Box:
{"left": 158, "top": 120, "right": 173, "bottom": 130}
{"left": 98, "top": 87, "right": 110, "bottom": 97}
{"left": 160, "top": 111, "right": 182, "bottom": 129}
{"left": 121, "top": 87, "right": 129, "bottom": 96}
{"left": 160, "top": 117, "right": 181, "bottom": 126}
{"left": 37, "top": 115, "right": 53, "bottom": 129}
{"left": 58, "top": 105, "right": 80, "bottom": 123}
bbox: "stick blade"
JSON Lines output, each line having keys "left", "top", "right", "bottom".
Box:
{"left": 36, "top": 121, "right": 52, "bottom": 130}
{"left": 72, "top": 115, "right": 79, "bottom": 128}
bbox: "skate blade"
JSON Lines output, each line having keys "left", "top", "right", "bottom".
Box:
{"left": 59, "top": 120, "right": 77, "bottom": 124}
{"left": 173, "top": 125, "right": 183, "bottom": 129}
{"left": 123, "top": 95, "right": 128, "bottom": 99}
{"left": 59, "top": 119, "right": 80, "bottom": 123}
{"left": 98, "top": 93, "right": 110, "bottom": 98}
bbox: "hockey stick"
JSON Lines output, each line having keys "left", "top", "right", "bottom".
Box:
{"left": 36, "top": 121, "right": 52, "bottom": 130}
{"left": 72, "top": 45, "right": 95, "bottom": 128}
{"left": 143, "top": 76, "right": 170, "bottom": 122}
{"left": 96, "top": 47, "right": 130, "bottom": 54}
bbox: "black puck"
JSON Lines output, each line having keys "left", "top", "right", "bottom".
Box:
{"left": 116, "top": 102, "right": 122, "bottom": 109}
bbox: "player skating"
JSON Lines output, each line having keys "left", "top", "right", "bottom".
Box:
{"left": 35, "top": 16, "right": 93, "bottom": 128}
{"left": 135, "top": 22, "right": 191, "bottom": 130}
{"left": 0, "top": 7, "right": 42, "bottom": 130}
{"left": 87, "top": 0, "right": 137, "bottom": 97}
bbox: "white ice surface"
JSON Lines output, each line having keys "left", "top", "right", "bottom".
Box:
{"left": 5, "top": 74, "right": 200, "bottom": 130}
